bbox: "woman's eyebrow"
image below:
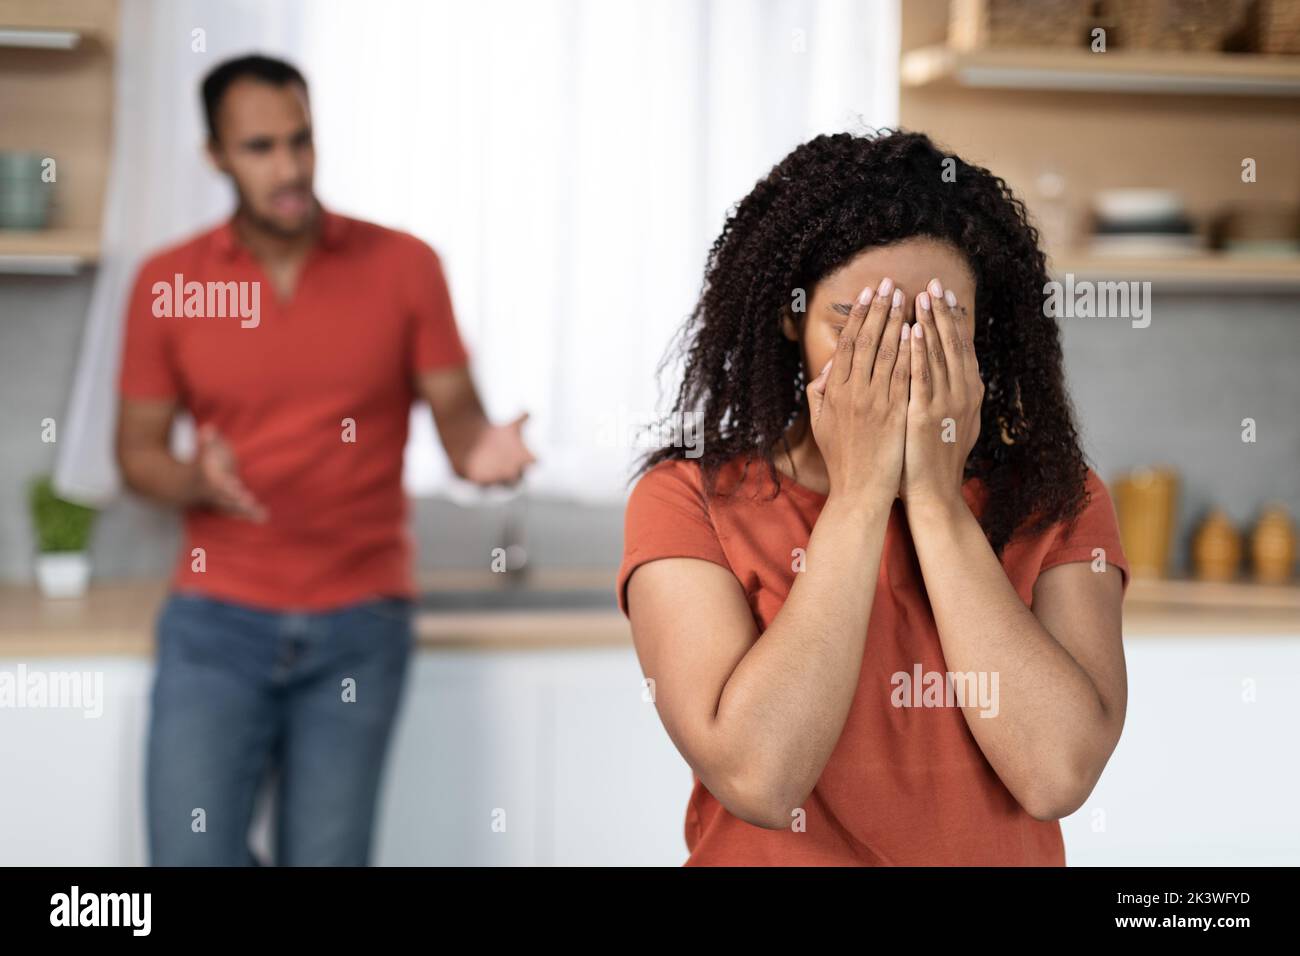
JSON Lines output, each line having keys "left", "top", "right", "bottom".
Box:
{"left": 829, "top": 302, "right": 853, "bottom": 316}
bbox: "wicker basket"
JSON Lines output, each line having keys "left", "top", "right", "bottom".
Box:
{"left": 1107, "top": 0, "right": 1254, "bottom": 51}
{"left": 1255, "top": 0, "right": 1300, "bottom": 54}
{"left": 949, "top": 0, "right": 1093, "bottom": 50}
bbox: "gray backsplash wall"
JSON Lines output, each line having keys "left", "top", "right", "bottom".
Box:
{"left": 2, "top": 275, "right": 97, "bottom": 581}
{"left": 1, "top": 280, "right": 1297, "bottom": 583}
{"left": 1061, "top": 294, "right": 1300, "bottom": 576}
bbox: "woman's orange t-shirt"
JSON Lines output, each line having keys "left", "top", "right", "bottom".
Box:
{"left": 616, "top": 455, "right": 1129, "bottom": 866}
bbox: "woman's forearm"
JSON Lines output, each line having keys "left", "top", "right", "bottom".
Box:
{"left": 905, "top": 496, "right": 1111, "bottom": 818}
{"left": 711, "top": 494, "right": 891, "bottom": 824}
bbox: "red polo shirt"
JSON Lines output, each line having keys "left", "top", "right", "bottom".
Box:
{"left": 117, "top": 208, "right": 470, "bottom": 610}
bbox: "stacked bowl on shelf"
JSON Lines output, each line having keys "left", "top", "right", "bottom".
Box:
{"left": 0, "top": 152, "right": 52, "bottom": 231}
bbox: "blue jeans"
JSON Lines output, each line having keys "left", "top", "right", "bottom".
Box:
{"left": 145, "top": 590, "right": 415, "bottom": 865}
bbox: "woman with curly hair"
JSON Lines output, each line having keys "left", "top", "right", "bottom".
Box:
{"left": 616, "top": 129, "right": 1130, "bottom": 866}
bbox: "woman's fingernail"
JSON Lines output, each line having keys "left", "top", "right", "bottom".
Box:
{"left": 944, "top": 289, "right": 957, "bottom": 307}
{"left": 858, "top": 285, "right": 874, "bottom": 304}
{"left": 892, "top": 288, "right": 903, "bottom": 308}
{"left": 928, "top": 278, "right": 943, "bottom": 297}
{"left": 878, "top": 276, "right": 894, "bottom": 296}
{"left": 913, "top": 321, "right": 924, "bottom": 339}
{"left": 901, "top": 323, "right": 911, "bottom": 341}
{"left": 918, "top": 291, "right": 931, "bottom": 311}
{"left": 821, "top": 359, "right": 833, "bottom": 376}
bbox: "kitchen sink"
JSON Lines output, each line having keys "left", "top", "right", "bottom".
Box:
{"left": 418, "top": 587, "right": 617, "bottom": 613}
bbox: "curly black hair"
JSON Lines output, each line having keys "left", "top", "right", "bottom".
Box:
{"left": 635, "top": 129, "right": 1089, "bottom": 556}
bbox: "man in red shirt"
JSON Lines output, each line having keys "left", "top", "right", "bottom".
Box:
{"left": 116, "top": 55, "right": 534, "bottom": 865}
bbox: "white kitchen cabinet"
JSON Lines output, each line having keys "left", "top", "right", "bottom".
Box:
{"left": 0, "top": 658, "right": 152, "bottom": 866}
{"left": 375, "top": 648, "right": 688, "bottom": 866}
{"left": 1060, "top": 636, "right": 1300, "bottom": 866}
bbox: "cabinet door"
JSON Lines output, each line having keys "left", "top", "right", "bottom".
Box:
{"left": 375, "top": 647, "right": 692, "bottom": 866}
{"left": 375, "top": 652, "right": 547, "bottom": 865}
{"left": 547, "top": 648, "right": 693, "bottom": 866}
{"left": 0, "top": 657, "right": 152, "bottom": 865}
{"left": 1061, "top": 635, "right": 1300, "bottom": 865}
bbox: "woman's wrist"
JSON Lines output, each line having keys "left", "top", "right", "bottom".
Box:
{"left": 823, "top": 489, "right": 895, "bottom": 527}
{"left": 902, "top": 489, "right": 972, "bottom": 529}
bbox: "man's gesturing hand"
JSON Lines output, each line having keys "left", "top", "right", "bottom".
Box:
{"left": 462, "top": 412, "right": 538, "bottom": 486}
{"left": 192, "top": 423, "right": 268, "bottom": 522}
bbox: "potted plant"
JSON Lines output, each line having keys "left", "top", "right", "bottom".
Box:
{"left": 28, "top": 475, "right": 97, "bottom": 598}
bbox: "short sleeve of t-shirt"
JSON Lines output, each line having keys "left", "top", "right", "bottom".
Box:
{"left": 1037, "top": 468, "right": 1130, "bottom": 594}
{"left": 118, "top": 260, "right": 182, "bottom": 401}
{"left": 407, "top": 241, "right": 470, "bottom": 374}
{"left": 616, "top": 460, "right": 732, "bottom": 617}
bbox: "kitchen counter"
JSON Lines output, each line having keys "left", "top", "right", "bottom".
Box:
{"left": 0, "top": 572, "right": 1297, "bottom": 657}
{"left": 0, "top": 569, "right": 626, "bottom": 657}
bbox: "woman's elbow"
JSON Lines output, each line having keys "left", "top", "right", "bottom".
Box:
{"left": 1022, "top": 765, "right": 1101, "bottom": 822}
{"left": 710, "top": 767, "right": 809, "bottom": 831}
{"left": 1023, "top": 793, "right": 1076, "bottom": 823}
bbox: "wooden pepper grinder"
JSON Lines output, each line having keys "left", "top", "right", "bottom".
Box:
{"left": 1250, "top": 505, "right": 1296, "bottom": 585}
{"left": 1191, "top": 510, "right": 1241, "bottom": 582}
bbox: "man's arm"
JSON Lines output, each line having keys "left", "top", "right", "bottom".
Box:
{"left": 414, "top": 366, "right": 488, "bottom": 478}
{"left": 115, "top": 398, "right": 266, "bottom": 520}
{"left": 116, "top": 398, "right": 200, "bottom": 506}
{"left": 414, "top": 366, "right": 535, "bottom": 485}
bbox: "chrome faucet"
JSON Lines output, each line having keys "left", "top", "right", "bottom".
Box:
{"left": 498, "top": 485, "right": 529, "bottom": 586}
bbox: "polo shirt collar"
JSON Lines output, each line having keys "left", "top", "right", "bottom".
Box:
{"left": 212, "top": 203, "right": 348, "bottom": 260}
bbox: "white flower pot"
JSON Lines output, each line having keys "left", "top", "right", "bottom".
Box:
{"left": 35, "top": 551, "right": 91, "bottom": 599}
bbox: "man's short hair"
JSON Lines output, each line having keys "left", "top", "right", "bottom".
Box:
{"left": 201, "top": 54, "right": 309, "bottom": 142}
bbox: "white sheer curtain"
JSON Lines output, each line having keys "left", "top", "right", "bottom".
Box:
{"left": 56, "top": 0, "right": 898, "bottom": 506}
{"left": 53, "top": 0, "right": 310, "bottom": 504}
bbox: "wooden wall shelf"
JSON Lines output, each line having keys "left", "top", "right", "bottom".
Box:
{"left": 1052, "top": 254, "right": 1300, "bottom": 292}
{"left": 899, "top": 1, "right": 1300, "bottom": 296}
{"left": 0, "top": 28, "right": 84, "bottom": 49}
{"left": 0, "top": 0, "right": 117, "bottom": 277}
{"left": 903, "top": 46, "right": 1300, "bottom": 97}
{"left": 0, "top": 229, "right": 99, "bottom": 274}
